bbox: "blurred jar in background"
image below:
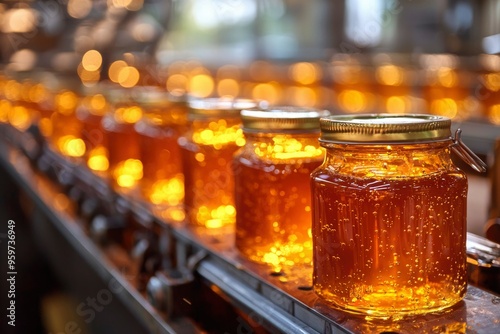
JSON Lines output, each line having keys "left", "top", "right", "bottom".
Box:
{"left": 76, "top": 89, "right": 110, "bottom": 176}
{"left": 477, "top": 54, "right": 500, "bottom": 125}
{"left": 420, "top": 54, "right": 476, "bottom": 121}
{"left": 234, "top": 107, "right": 328, "bottom": 271}
{"left": 102, "top": 88, "right": 143, "bottom": 192}
{"left": 49, "top": 80, "right": 85, "bottom": 160}
{"left": 179, "top": 98, "right": 258, "bottom": 228}
{"left": 331, "top": 54, "right": 376, "bottom": 114}
{"left": 1, "top": 74, "right": 41, "bottom": 133}
{"left": 285, "top": 62, "right": 330, "bottom": 109}
{"left": 373, "top": 54, "right": 414, "bottom": 114}
{"left": 133, "top": 88, "right": 188, "bottom": 221}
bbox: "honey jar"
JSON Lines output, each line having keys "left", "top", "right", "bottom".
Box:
{"left": 102, "top": 88, "right": 143, "bottom": 191}
{"left": 234, "top": 107, "right": 328, "bottom": 270}
{"left": 76, "top": 91, "right": 110, "bottom": 175}
{"left": 311, "top": 114, "right": 486, "bottom": 318}
{"left": 133, "top": 88, "right": 188, "bottom": 215}
{"left": 178, "top": 98, "right": 259, "bottom": 228}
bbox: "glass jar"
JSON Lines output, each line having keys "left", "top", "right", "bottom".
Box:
{"left": 234, "top": 107, "right": 328, "bottom": 270}
{"left": 76, "top": 91, "right": 110, "bottom": 175}
{"left": 50, "top": 88, "right": 85, "bottom": 159}
{"left": 133, "top": 88, "right": 188, "bottom": 219}
{"left": 178, "top": 98, "right": 258, "bottom": 228}
{"left": 102, "top": 88, "right": 143, "bottom": 191}
{"left": 311, "top": 114, "right": 486, "bottom": 318}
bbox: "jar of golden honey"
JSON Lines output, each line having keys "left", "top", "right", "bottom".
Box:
{"left": 234, "top": 107, "right": 328, "bottom": 270}
{"left": 178, "top": 98, "right": 259, "bottom": 228}
{"left": 102, "top": 88, "right": 143, "bottom": 191}
{"left": 133, "top": 88, "right": 188, "bottom": 216}
{"left": 76, "top": 90, "right": 110, "bottom": 175}
{"left": 311, "top": 114, "right": 486, "bottom": 318}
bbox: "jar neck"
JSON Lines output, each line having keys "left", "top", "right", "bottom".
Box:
{"left": 189, "top": 116, "right": 243, "bottom": 148}
{"left": 143, "top": 103, "right": 188, "bottom": 127}
{"left": 243, "top": 131, "right": 323, "bottom": 161}
{"left": 321, "top": 140, "right": 456, "bottom": 178}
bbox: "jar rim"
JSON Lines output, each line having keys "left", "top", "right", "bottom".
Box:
{"left": 319, "top": 113, "right": 452, "bottom": 143}
{"left": 241, "top": 106, "right": 330, "bottom": 133}
{"left": 188, "top": 97, "right": 261, "bottom": 119}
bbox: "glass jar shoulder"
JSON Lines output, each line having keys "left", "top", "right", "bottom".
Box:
{"left": 237, "top": 132, "right": 324, "bottom": 166}
{"left": 312, "top": 142, "right": 466, "bottom": 181}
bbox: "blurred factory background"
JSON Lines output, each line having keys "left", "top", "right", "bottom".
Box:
{"left": 0, "top": 0, "right": 499, "bottom": 118}
{"left": 1, "top": 1, "right": 500, "bottom": 333}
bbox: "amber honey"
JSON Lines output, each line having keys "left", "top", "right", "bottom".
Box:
{"left": 49, "top": 89, "right": 86, "bottom": 158}
{"left": 133, "top": 89, "right": 188, "bottom": 215}
{"left": 311, "top": 114, "right": 485, "bottom": 318}
{"left": 234, "top": 108, "right": 327, "bottom": 269}
{"left": 179, "top": 98, "right": 258, "bottom": 228}
{"left": 102, "top": 90, "right": 143, "bottom": 191}
{"left": 76, "top": 93, "right": 110, "bottom": 174}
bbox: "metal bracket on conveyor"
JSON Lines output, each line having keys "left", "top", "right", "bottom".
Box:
{"left": 146, "top": 249, "right": 208, "bottom": 319}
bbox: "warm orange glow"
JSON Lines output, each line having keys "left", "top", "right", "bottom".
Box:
{"left": 430, "top": 98, "right": 458, "bottom": 119}
{"left": 252, "top": 83, "right": 279, "bottom": 105}
{"left": 217, "top": 78, "right": 239, "bottom": 98}
{"left": 287, "top": 86, "right": 317, "bottom": 107}
{"left": 39, "top": 118, "right": 52, "bottom": 137}
{"left": 114, "top": 106, "right": 143, "bottom": 124}
{"left": 82, "top": 50, "right": 103, "bottom": 71}
{"left": 0, "top": 100, "right": 11, "bottom": 123}
{"left": 88, "top": 94, "right": 108, "bottom": 116}
{"left": 386, "top": 96, "right": 408, "bottom": 113}
{"left": 110, "top": 0, "right": 143, "bottom": 11}
{"left": 109, "top": 60, "right": 128, "bottom": 83}
{"left": 8, "top": 105, "right": 31, "bottom": 131}
{"left": 488, "top": 104, "right": 500, "bottom": 125}
{"left": 68, "top": 0, "right": 92, "bottom": 19}
{"left": 87, "top": 146, "right": 109, "bottom": 171}
{"left": 28, "top": 83, "right": 47, "bottom": 103}
{"left": 166, "top": 74, "right": 187, "bottom": 95}
{"left": 56, "top": 91, "right": 78, "bottom": 115}
{"left": 78, "top": 63, "right": 101, "bottom": 85}
{"left": 290, "top": 62, "right": 320, "bottom": 85}
{"left": 197, "top": 205, "right": 236, "bottom": 229}
{"left": 4, "top": 80, "right": 21, "bottom": 101}
{"left": 112, "top": 158, "right": 143, "bottom": 188}
{"left": 149, "top": 176, "right": 184, "bottom": 205}
{"left": 376, "top": 65, "right": 404, "bottom": 86}
{"left": 193, "top": 119, "right": 244, "bottom": 149}
{"left": 118, "top": 66, "right": 140, "bottom": 88}
{"left": 57, "top": 135, "right": 86, "bottom": 157}
{"left": 189, "top": 74, "right": 214, "bottom": 98}
{"left": 338, "top": 89, "right": 367, "bottom": 113}
{"left": 484, "top": 73, "right": 500, "bottom": 92}
{"left": 437, "top": 68, "right": 458, "bottom": 88}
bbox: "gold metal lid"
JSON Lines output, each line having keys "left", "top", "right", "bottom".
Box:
{"left": 320, "top": 114, "right": 452, "bottom": 143}
{"left": 241, "top": 106, "right": 330, "bottom": 133}
{"left": 188, "top": 97, "right": 261, "bottom": 119}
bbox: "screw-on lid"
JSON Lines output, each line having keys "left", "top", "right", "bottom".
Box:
{"left": 320, "top": 114, "right": 452, "bottom": 143}
{"left": 241, "top": 106, "right": 330, "bottom": 133}
{"left": 188, "top": 97, "right": 260, "bottom": 119}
